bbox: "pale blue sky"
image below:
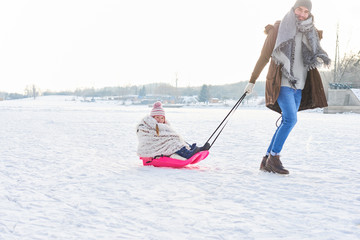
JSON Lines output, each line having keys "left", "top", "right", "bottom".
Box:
{"left": 1, "top": 0, "right": 359, "bottom": 93}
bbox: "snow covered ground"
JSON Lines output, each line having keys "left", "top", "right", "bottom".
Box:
{"left": 1, "top": 96, "right": 359, "bottom": 240}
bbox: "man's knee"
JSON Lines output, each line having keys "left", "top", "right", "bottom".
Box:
{"left": 283, "top": 114, "right": 297, "bottom": 127}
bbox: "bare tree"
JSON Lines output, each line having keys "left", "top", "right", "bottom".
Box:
{"left": 332, "top": 24, "right": 360, "bottom": 87}
{"left": 25, "top": 84, "right": 40, "bottom": 99}
{"left": 334, "top": 51, "right": 360, "bottom": 83}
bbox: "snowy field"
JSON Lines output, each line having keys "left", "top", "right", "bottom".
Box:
{"left": 1, "top": 96, "right": 360, "bottom": 240}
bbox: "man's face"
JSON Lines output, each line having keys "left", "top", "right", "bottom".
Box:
{"left": 294, "top": 6, "right": 310, "bottom": 21}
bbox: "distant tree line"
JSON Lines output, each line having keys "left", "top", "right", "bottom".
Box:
{"left": 5, "top": 68, "right": 356, "bottom": 101}
{"left": 0, "top": 81, "right": 267, "bottom": 101}
{"left": 0, "top": 81, "right": 265, "bottom": 101}
{"left": 61, "top": 81, "right": 266, "bottom": 101}
{"left": 2, "top": 46, "right": 359, "bottom": 101}
{"left": 0, "top": 84, "right": 40, "bottom": 100}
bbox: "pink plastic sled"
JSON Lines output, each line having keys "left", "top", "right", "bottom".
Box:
{"left": 140, "top": 150, "right": 209, "bottom": 168}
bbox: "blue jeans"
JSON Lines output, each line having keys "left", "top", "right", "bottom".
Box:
{"left": 267, "top": 87, "right": 302, "bottom": 155}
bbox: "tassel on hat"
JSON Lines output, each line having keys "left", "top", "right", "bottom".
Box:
{"left": 293, "top": 0, "right": 312, "bottom": 12}
{"left": 150, "top": 101, "right": 165, "bottom": 117}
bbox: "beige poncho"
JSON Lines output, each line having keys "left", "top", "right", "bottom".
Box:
{"left": 136, "top": 115, "right": 188, "bottom": 157}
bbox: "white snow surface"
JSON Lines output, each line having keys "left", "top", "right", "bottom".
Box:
{"left": 1, "top": 96, "right": 360, "bottom": 240}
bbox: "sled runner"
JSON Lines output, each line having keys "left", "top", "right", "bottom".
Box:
{"left": 140, "top": 150, "right": 209, "bottom": 168}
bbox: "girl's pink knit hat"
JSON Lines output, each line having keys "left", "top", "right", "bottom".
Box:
{"left": 150, "top": 101, "right": 165, "bottom": 117}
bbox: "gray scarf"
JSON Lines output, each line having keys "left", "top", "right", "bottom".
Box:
{"left": 272, "top": 9, "right": 331, "bottom": 88}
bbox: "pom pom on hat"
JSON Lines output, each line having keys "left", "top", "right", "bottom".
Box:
{"left": 150, "top": 101, "right": 165, "bottom": 117}
{"left": 293, "top": 0, "right": 312, "bottom": 12}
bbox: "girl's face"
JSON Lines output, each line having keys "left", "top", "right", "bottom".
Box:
{"left": 153, "top": 115, "right": 165, "bottom": 123}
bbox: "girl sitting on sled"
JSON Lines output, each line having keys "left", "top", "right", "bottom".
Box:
{"left": 136, "top": 101, "right": 209, "bottom": 160}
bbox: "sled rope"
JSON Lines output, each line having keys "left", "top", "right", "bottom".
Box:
{"left": 205, "top": 92, "right": 247, "bottom": 149}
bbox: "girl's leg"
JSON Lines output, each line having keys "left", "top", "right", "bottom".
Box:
{"left": 175, "top": 146, "right": 199, "bottom": 159}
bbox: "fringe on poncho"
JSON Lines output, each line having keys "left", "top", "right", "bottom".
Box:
{"left": 136, "top": 115, "right": 188, "bottom": 157}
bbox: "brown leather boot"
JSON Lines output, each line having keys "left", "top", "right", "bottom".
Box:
{"left": 265, "top": 155, "right": 289, "bottom": 174}
{"left": 260, "top": 156, "right": 271, "bottom": 172}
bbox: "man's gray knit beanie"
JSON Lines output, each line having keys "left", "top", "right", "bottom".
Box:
{"left": 293, "top": 0, "right": 312, "bottom": 12}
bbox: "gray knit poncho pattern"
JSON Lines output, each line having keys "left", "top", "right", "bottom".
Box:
{"left": 136, "top": 115, "right": 188, "bottom": 157}
{"left": 272, "top": 9, "right": 331, "bottom": 88}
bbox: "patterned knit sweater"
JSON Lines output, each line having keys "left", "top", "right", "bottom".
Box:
{"left": 136, "top": 115, "right": 188, "bottom": 157}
